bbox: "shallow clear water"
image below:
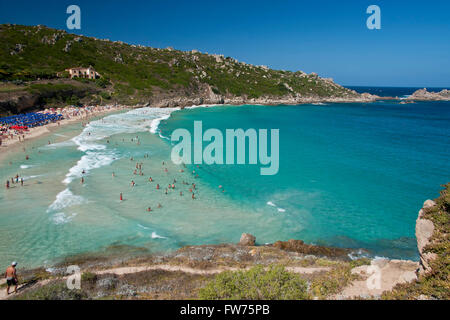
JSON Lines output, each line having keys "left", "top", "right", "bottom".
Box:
{"left": 1, "top": 100, "right": 449, "bottom": 268}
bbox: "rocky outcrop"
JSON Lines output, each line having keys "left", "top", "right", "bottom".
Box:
{"left": 407, "top": 88, "right": 450, "bottom": 101}
{"left": 272, "top": 239, "right": 350, "bottom": 259}
{"left": 415, "top": 199, "right": 437, "bottom": 274}
{"left": 239, "top": 233, "right": 256, "bottom": 246}
{"left": 145, "top": 83, "right": 379, "bottom": 110}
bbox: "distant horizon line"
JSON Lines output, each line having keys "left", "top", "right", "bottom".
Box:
{"left": 343, "top": 85, "right": 449, "bottom": 89}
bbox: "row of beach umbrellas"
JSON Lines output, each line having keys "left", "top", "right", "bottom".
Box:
{"left": 0, "top": 112, "right": 64, "bottom": 129}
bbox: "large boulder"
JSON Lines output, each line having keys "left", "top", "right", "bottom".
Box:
{"left": 239, "top": 233, "right": 256, "bottom": 246}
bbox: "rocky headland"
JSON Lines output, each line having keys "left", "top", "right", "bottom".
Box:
{"left": 406, "top": 88, "right": 450, "bottom": 101}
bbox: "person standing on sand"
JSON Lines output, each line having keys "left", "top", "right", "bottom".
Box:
{"left": 5, "top": 262, "right": 18, "bottom": 295}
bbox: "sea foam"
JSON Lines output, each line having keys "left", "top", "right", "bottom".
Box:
{"left": 47, "top": 188, "right": 86, "bottom": 212}
{"left": 151, "top": 232, "right": 167, "bottom": 239}
{"left": 63, "top": 151, "right": 117, "bottom": 184}
{"left": 61, "top": 107, "right": 178, "bottom": 185}
{"left": 52, "top": 212, "right": 77, "bottom": 225}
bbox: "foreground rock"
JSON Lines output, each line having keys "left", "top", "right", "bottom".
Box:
{"left": 272, "top": 239, "right": 350, "bottom": 259}
{"left": 416, "top": 200, "right": 438, "bottom": 274}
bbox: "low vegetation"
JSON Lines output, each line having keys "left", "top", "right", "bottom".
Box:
{"left": 13, "top": 281, "right": 86, "bottom": 300}
{"left": 199, "top": 265, "right": 310, "bottom": 300}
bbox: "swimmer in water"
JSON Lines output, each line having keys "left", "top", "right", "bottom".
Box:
{"left": 147, "top": 207, "right": 152, "bottom": 212}
{"left": 81, "top": 177, "right": 84, "bottom": 184}
{"left": 5, "top": 181, "right": 9, "bottom": 189}
{"left": 165, "top": 189, "right": 168, "bottom": 195}
{"left": 156, "top": 184, "right": 160, "bottom": 190}
{"left": 112, "top": 172, "right": 115, "bottom": 177}
{"left": 131, "top": 180, "right": 136, "bottom": 187}
{"left": 192, "top": 193, "right": 195, "bottom": 200}
{"left": 20, "top": 178, "right": 23, "bottom": 186}
{"left": 149, "top": 177, "right": 153, "bottom": 182}
{"left": 157, "top": 203, "right": 162, "bottom": 208}
{"left": 180, "top": 191, "right": 183, "bottom": 196}
{"left": 172, "top": 184, "right": 175, "bottom": 189}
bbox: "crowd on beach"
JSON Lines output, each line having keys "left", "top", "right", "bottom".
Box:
{"left": 0, "top": 112, "right": 62, "bottom": 145}
{"left": 0, "top": 104, "right": 123, "bottom": 147}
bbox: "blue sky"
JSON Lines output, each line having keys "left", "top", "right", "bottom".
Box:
{"left": 1, "top": 0, "right": 449, "bottom": 87}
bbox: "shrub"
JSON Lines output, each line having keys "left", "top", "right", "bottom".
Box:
{"left": 81, "top": 272, "right": 98, "bottom": 284}
{"left": 13, "top": 281, "right": 86, "bottom": 300}
{"left": 99, "top": 91, "right": 111, "bottom": 100}
{"left": 199, "top": 265, "right": 310, "bottom": 300}
{"left": 310, "top": 265, "right": 355, "bottom": 299}
{"left": 95, "top": 77, "right": 111, "bottom": 88}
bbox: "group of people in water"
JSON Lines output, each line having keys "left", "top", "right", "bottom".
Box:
{"left": 116, "top": 145, "right": 202, "bottom": 213}
{"left": 5, "top": 174, "right": 24, "bottom": 189}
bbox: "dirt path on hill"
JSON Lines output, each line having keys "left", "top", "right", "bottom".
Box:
{"left": 1, "top": 260, "right": 419, "bottom": 300}
{"left": 0, "top": 264, "right": 331, "bottom": 300}
{"left": 95, "top": 264, "right": 332, "bottom": 276}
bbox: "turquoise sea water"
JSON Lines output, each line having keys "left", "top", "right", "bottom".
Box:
{"left": 1, "top": 99, "right": 450, "bottom": 268}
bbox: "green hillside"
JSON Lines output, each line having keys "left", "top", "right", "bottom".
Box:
{"left": 0, "top": 24, "right": 359, "bottom": 112}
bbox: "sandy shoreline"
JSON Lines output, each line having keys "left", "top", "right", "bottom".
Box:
{"left": 0, "top": 105, "right": 130, "bottom": 163}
